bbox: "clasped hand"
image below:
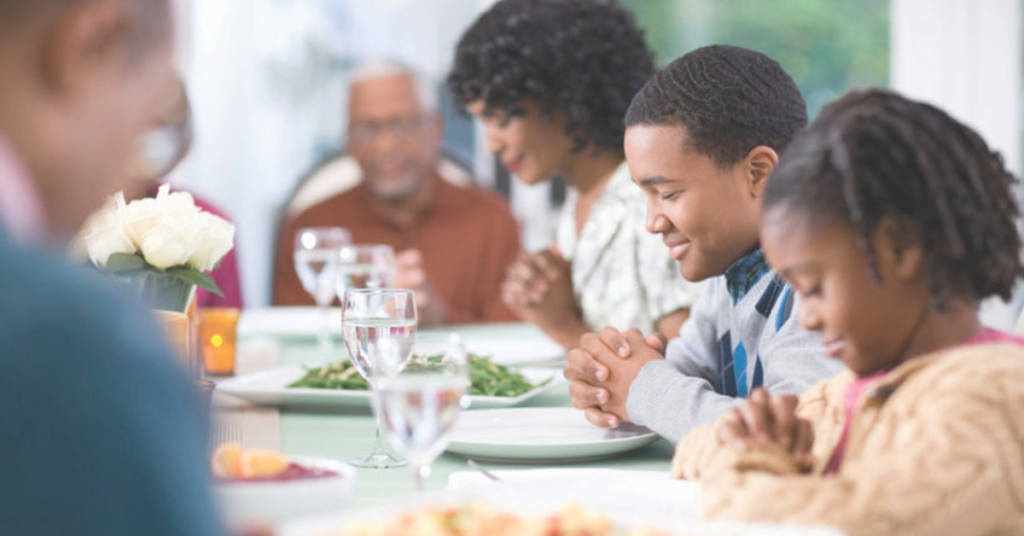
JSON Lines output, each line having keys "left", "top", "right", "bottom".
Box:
{"left": 563, "top": 327, "right": 667, "bottom": 428}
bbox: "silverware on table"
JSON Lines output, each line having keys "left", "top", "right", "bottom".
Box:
{"left": 467, "top": 459, "right": 502, "bottom": 482}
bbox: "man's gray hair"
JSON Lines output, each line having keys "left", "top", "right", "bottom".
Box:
{"left": 348, "top": 60, "right": 438, "bottom": 112}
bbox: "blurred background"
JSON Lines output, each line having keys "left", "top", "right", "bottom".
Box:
{"left": 166, "top": 0, "right": 1023, "bottom": 326}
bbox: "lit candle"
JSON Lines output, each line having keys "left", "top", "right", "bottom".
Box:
{"left": 200, "top": 308, "right": 240, "bottom": 375}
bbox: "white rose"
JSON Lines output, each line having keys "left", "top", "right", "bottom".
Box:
{"left": 138, "top": 220, "right": 201, "bottom": 270}
{"left": 187, "top": 212, "right": 236, "bottom": 271}
{"left": 120, "top": 197, "right": 163, "bottom": 248}
{"left": 80, "top": 196, "right": 136, "bottom": 267}
{"left": 159, "top": 189, "right": 201, "bottom": 220}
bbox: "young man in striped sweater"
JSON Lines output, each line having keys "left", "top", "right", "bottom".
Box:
{"left": 563, "top": 45, "right": 842, "bottom": 442}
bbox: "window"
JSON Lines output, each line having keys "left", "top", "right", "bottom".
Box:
{"left": 620, "top": 0, "right": 890, "bottom": 117}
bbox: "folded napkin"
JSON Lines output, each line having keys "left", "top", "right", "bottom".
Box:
{"left": 238, "top": 307, "right": 340, "bottom": 338}
{"left": 446, "top": 468, "right": 845, "bottom": 536}
{"left": 449, "top": 467, "right": 681, "bottom": 489}
{"left": 449, "top": 467, "right": 701, "bottom": 521}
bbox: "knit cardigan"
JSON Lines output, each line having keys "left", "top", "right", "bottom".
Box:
{"left": 671, "top": 342, "right": 1024, "bottom": 536}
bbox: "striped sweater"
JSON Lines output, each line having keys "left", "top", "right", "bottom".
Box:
{"left": 625, "top": 250, "right": 842, "bottom": 441}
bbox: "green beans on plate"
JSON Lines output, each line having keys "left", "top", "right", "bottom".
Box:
{"left": 288, "top": 354, "right": 550, "bottom": 398}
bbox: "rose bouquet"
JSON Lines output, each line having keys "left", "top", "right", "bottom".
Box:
{"left": 78, "top": 185, "right": 235, "bottom": 312}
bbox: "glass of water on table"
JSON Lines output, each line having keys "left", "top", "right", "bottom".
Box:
{"left": 335, "top": 245, "right": 395, "bottom": 294}
{"left": 376, "top": 332, "right": 470, "bottom": 490}
{"left": 341, "top": 288, "right": 417, "bottom": 468}
{"left": 293, "top": 227, "right": 351, "bottom": 354}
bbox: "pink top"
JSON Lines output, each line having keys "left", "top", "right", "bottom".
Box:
{"left": 0, "top": 133, "right": 46, "bottom": 243}
{"left": 823, "top": 370, "right": 886, "bottom": 474}
{"left": 824, "top": 328, "right": 1024, "bottom": 474}
{"left": 150, "top": 184, "right": 244, "bottom": 309}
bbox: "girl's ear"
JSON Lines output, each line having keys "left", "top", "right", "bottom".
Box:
{"left": 744, "top": 145, "right": 779, "bottom": 198}
{"left": 873, "top": 217, "right": 924, "bottom": 282}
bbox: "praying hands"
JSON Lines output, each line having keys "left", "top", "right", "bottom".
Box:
{"left": 719, "top": 388, "right": 815, "bottom": 472}
{"left": 563, "top": 327, "right": 668, "bottom": 428}
{"left": 501, "top": 247, "right": 589, "bottom": 349}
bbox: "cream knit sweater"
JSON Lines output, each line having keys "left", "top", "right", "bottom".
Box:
{"left": 671, "top": 342, "right": 1024, "bottom": 536}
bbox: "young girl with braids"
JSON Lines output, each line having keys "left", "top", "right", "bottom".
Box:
{"left": 671, "top": 90, "right": 1024, "bottom": 536}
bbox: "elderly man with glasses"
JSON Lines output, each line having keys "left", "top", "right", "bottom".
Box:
{"left": 273, "top": 61, "right": 521, "bottom": 325}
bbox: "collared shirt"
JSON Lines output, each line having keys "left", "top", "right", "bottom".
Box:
{"left": 724, "top": 248, "right": 771, "bottom": 304}
{"left": 556, "top": 161, "right": 700, "bottom": 333}
{"left": 0, "top": 133, "right": 46, "bottom": 243}
{"left": 273, "top": 178, "right": 521, "bottom": 323}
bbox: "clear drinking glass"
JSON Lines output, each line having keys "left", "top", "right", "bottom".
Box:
{"left": 294, "top": 227, "right": 351, "bottom": 353}
{"left": 341, "top": 288, "right": 417, "bottom": 468}
{"left": 375, "top": 333, "right": 470, "bottom": 490}
{"left": 335, "top": 245, "right": 395, "bottom": 298}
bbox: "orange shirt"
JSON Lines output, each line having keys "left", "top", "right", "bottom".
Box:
{"left": 273, "top": 180, "right": 521, "bottom": 323}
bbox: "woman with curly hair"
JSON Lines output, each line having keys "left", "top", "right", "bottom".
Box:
{"left": 448, "top": 0, "right": 699, "bottom": 349}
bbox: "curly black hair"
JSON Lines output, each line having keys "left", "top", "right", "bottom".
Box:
{"left": 764, "top": 89, "right": 1024, "bottom": 307}
{"left": 625, "top": 45, "right": 807, "bottom": 167}
{"left": 447, "top": 0, "right": 654, "bottom": 154}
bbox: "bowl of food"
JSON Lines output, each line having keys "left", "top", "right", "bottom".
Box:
{"left": 211, "top": 444, "right": 357, "bottom": 525}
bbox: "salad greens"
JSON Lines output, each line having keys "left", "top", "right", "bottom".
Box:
{"left": 288, "top": 354, "right": 550, "bottom": 398}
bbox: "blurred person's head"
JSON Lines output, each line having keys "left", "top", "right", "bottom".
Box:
{"left": 624, "top": 45, "right": 807, "bottom": 282}
{"left": 129, "top": 73, "right": 193, "bottom": 188}
{"left": 0, "top": 0, "right": 176, "bottom": 241}
{"left": 345, "top": 61, "right": 443, "bottom": 204}
{"left": 449, "top": 0, "right": 654, "bottom": 185}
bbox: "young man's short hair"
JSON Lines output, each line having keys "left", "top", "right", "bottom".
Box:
{"left": 625, "top": 44, "right": 808, "bottom": 168}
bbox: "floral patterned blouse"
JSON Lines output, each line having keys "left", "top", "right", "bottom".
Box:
{"left": 556, "top": 162, "right": 701, "bottom": 333}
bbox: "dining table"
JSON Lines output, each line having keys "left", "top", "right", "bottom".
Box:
{"left": 212, "top": 316, "right": 676, "bottom": 510}
{"left": 211, "top": 309, "right": 846, "bottom": 536}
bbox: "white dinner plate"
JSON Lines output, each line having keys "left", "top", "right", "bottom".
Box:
{"left": 238, "top": 307, "right": 342, "bottom": 338}
{"left": 215, "top": 456, "right": 356, "bottom": 525}
{"left": 237, "top": 308, "right": 566, "bottom": 367}
{"left": 280, "top": 479, "right": 846, "bottom": 536}
{"left": 452, "top": 336, "right": 565, "bottom": 367}
{"left": 215, "top": 365, "right": 565, "bottom": 410}
{"left": 444, "top": 407, "right": 661, "bottom": 463}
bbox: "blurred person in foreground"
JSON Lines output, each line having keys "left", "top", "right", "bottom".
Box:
{"left": 273, "top": 61, "right": 521, "bottom": 324}
{"left": 122, "top": 74, "right": 244, "bottom": 308}
{"left": 0, "top": 0, "right": 226, "bottom": 535}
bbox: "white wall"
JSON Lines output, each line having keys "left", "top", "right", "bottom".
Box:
{"left": 891, "top": 0, "right": 1023, "bottom": 329}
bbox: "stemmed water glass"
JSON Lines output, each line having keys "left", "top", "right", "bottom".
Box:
{"left": 375, "top": 333, "right": 470, "bottom": 490}
{"left": 293, "top": 227, "right": 351, "bottom": 354}
{"left": 341, "top": 288, "right": 417, "bottom": 468}
{"left": 335, "top": 245, "right": 395, "bottom": 297}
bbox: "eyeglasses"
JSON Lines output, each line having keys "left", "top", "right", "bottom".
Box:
{"left": 348, "top": 115, "right": 427, "bottom": 145}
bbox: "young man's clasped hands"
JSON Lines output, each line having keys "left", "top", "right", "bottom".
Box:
{"left": 568, "top": 329, "right": 815, "bottom": 472}
{"left": 565, "top": 328, "right": 668, "bottom": 428}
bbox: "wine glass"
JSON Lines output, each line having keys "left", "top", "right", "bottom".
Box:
{"left": 335, "top": 245, "right": 395, "bottom": 298}
{"left": 294, "top": 227, "right": 351, "bottom": 354}
{"left": 341, "top": 288, "right": 417, "bottom": 468}
{"left": 375, "top": 333, "right": 470, "bottom": 491}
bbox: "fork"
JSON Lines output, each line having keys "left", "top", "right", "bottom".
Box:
{"left": 467, "top": 459, "right": 502, "bottom": 482}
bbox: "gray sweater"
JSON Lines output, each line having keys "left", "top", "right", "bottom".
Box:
{"left": 625, "top": 268, "right": 843, "bottom": 442}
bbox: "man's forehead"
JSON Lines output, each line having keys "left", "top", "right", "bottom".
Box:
{"left": 348, "top": 75, "right": 423, "bottom": 118}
